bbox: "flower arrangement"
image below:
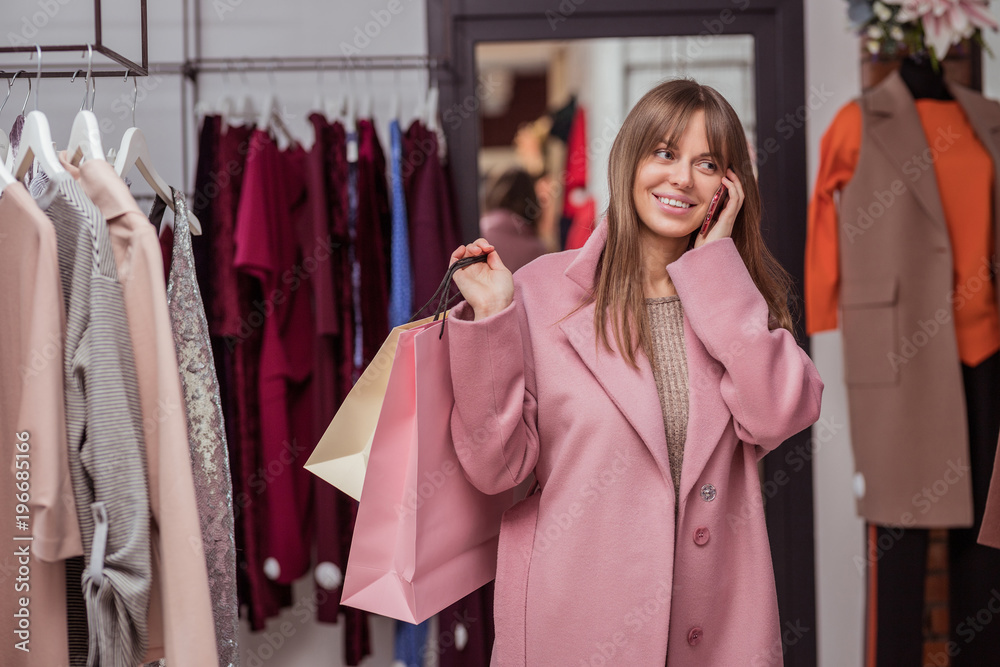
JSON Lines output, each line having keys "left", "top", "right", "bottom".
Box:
{"left": 847, "top": 0, "right": 998, "bottom": 63}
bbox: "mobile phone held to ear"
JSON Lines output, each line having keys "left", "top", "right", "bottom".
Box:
{"left": 700, "top": 184, "right": 729, "bottom": 236}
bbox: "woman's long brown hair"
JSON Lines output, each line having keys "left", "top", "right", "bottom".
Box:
{"left": 593, "top": 78, "right": 795, "bottom": 369}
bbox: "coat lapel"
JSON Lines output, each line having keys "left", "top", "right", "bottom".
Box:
{"left": 865, "top": 71, "right": 949, "bottom": 241}
{"left": 559, "top": 223, "right": 674, "bottom": 488}
{"left": 866, "top": 70, "right": 1000, "bottom": 250}
{"left": 947, "top": 79, "right": 1000, "bottom": 278}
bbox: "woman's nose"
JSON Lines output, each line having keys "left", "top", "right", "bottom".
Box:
{"left": 668, "top": 164, "right": 693, "bottom": 189}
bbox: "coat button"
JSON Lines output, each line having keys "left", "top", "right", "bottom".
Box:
{"left": 687, "top": 626, "right": 703, "bottom": 646}
{"left": 853, "top": 472, "right": 866, "bottom": 499}
{"left": 693, "top": 527, "right": 710, "bottom": 546}
{"left": 700, "top": 484, "right": 716, "bottom": 501}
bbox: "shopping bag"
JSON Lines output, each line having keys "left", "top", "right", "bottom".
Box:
{"left": 304, "top": 315, "right": 438, "bottom": 501}
{"left": 341, "top": 317, "right": 515, "bottom": 624}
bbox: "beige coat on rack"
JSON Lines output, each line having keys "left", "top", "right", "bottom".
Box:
{"left": 833, "top": 70, "right": 1000, "bottom": 528}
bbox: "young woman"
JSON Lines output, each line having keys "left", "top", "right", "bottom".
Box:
{"left": 447, "top": 79, "right": 824, "bottom": 666}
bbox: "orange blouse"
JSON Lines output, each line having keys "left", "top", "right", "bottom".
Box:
{"left": 805, "top": 99, "right": 1000, "bottom": 366}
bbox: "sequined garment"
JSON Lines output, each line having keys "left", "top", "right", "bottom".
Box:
{"left": 153, "top": 189, "right": 240, "bottom": 666}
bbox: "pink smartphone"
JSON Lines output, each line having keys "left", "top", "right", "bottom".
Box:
{"left": 700, "top": 184, "right": 729, "bottom": 236}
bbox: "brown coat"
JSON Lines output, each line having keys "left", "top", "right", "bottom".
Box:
{"left": 837, "top": 70, "right": 1000, "bottom": 528}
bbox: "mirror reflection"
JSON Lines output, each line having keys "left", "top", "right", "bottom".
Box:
{"left": 474, "top": 35, "right": 755, "bottom": 262}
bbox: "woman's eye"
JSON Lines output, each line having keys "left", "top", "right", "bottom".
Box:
{"left": 699, "top": 160, "right": 718, "bottom": 171}
{"left": 655, "top": 149, "right": 672, "bottom": 160}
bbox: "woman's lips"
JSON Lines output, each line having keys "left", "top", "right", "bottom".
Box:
{"left": 652, "top": 192, "right": 696, "bottom": 217}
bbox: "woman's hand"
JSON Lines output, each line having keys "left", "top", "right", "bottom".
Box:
{"left": 450, "top": 238, "right": 514, "bottom": 321}
{"left": 694, "top": 167, "right": 744, "bottom": 249}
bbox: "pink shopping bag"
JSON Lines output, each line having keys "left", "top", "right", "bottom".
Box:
{"left": 341, "top": 316, "right": 514, "bottom": 624}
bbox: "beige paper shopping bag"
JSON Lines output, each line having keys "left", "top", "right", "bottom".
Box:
{"left": 305, "top": 315, "right": 438, "bottom": 500}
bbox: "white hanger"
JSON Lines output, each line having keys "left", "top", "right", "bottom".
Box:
{"left": 66, "top": 48, "right": 105, "bottom": 166}
{"left": 359, "top": 66, "right": 373, "bottom": 121}
{"left": 240, "top": 63, "right": 257, "bottom": 126}
{"left": 345, "top": 94, "right": 358, "bottom": 163}
{"left": 312, "top": 63, "right": 325, "bottom": 115}
{"left": 389, "top": 61, "right": 401, "bottom": 123}
{"left": 114, "top": 75, "right": 202, "bottom": 235}
{"left": 425, "top": 85, "right": 439, "bottom": 132}
{"left": 325, "top": 92, "right": 345, "bottom": 124}
{"left": 258, "top": 66, "right": 296, "bottom": 149}
{"left": 344, "top": 66, "right": 358, "bottom": 163}
{"left": 12, "top": 48, "right": 66, "bottom": 181}
{"left": 0, "top": 155, "right": 14, "bottom": 192}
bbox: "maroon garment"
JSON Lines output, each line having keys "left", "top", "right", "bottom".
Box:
{"left": 438, "top": 583, "right": 495, "bottom": 667}
{"left": 402, "top": 120, "right": 462, "bottom": 316}
{"left": 192, "top": 117, "right": 291, "bottom": 630}
{"left": 234, "top": 130, "right": 317, "bottom": 586}
{"left": 307, "top": 113, "right": 372, "bottom": 665}
{"left": 212, "top": 124, "right": 254, "bottom": 337}
{"left": 158, "top": 224, "right": 174, "bottom": 282}
{"left": 356, "top": 119, "right": 391, "bottom": 367}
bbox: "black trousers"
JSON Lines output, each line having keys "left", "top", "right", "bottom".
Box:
{"left": 867, "top": 351, "right": 1000, "bottom": 667}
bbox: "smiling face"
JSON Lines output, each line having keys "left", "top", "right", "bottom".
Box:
{"left": 631, "top": 109, "right": 725, "bottom": 242}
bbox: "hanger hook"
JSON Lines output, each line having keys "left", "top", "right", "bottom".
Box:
{"left": 79, "top": 46, "right": 94, "bottom": 110}
{"left": 89, "top": 77, "right": 97, "bottom": 112}
{"left": 30, "top": 45, "right": 41, "bottom": 111}
{"left": 0, "top": 71, "right": 14, "bottom": 117}
{"left": 21, "top": 76, "right": 31, "bottom": 116}
{"left": 267, "top": 62, "right": 277, "bottom": 90}
{"left": 126, "top": 70, "right": 137, "bottom": 127}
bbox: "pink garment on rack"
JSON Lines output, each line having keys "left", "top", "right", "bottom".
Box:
{"left": 0, "top": 183, "right": 79, "bottom": 667}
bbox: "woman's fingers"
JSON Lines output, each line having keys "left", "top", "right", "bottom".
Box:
{"left": 451, "top": 240, "right": 501, "bottom": 278}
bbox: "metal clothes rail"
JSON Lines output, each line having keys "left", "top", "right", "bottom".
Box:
{"left": 0, "top": 55, "right": 448, "bottom": 80}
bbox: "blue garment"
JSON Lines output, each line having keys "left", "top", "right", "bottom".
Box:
{"left": 394, "top": 618, "right": 430, "bottom": 667}
{"left": 388, "top": 119, "right": 414, "bottom": 328}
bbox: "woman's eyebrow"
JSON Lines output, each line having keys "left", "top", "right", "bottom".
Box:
{"left": 655, "top": 142, "right": 717, "bottom": 160}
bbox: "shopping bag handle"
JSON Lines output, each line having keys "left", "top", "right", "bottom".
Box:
{"left": 408, "top": 254, "right": 489, "bottom": 338}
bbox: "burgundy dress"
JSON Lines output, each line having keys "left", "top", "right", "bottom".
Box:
{"left": 234, "top": 130, "right": 317, "bottom": 587}
{"left": 193, "top": 118, "right": 291, "bottom": 631}
{"left": 307, "top": 112, "right": 372, "bottom": 665}
{"left": 402, "top": 120, "right": 462, "bottom": 316}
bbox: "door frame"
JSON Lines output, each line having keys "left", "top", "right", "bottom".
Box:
{"left": 427, "top": 2, "right": 817, "bottom": 664}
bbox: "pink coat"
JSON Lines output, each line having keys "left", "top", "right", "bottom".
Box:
{"left": 448, "top": 221, "right": 824, "bottom": 666}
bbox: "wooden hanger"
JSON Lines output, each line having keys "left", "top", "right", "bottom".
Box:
{"left": 114, "top": 127, "right": 202, "bottom": 235}
{"left": 0, "top": 153, "right": 15, "bottom": 192}
{"left": 12, "top": 49, "right": 66, "bottom": 181}
{"left": 113, "top": 67, "right": 201, "bottom": 235}
{"left": 66, "top": 49, "right": 105, "bottom": 166}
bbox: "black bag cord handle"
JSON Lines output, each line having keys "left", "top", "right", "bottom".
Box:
{"left": 407, "top": 254, "right": 490, "bottom": 339}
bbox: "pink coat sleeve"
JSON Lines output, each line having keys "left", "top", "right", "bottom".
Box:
{"left": 667, "top": 237, "right": 824, "bottom": 453}
{"left": 447, "top": 286, "right": 540, "bottom": 495}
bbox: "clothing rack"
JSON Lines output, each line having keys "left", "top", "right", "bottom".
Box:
{"left": 176, "top": 55, "right": 449, "bottom": 81}
{"left": 0, "top": 55, "right": 447, "bottom": 80}
{"left": 0, "top": 0, "right": 148, "bottom": 78}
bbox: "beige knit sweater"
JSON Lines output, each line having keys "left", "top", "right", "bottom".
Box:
{"left": 645, "top": 295, "right": 690, "bottom": 513}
